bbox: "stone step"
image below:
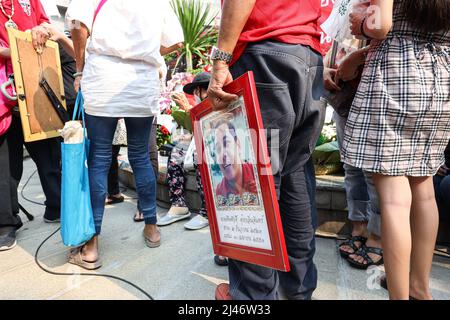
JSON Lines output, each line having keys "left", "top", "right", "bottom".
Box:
{"left": 118, "top": 154, "right": 351, "bottom": 237}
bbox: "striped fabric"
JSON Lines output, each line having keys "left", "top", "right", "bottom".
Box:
{"left": 341, "top": 0, "right": 450, "bottom": 176}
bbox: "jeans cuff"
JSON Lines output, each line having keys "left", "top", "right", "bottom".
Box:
{"left": 144, "top": 215, "right": 157, "bottom": 225}
{"left": 143, "top": 211, "right": 158, "bottom": 225}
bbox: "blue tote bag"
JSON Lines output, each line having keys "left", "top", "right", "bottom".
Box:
{"left": 60, "top": 92, "right": 96, "bottom": 247}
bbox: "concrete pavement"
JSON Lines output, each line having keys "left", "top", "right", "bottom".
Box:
{"left": 1, "top": 159, "right": 449, "bottom": 300}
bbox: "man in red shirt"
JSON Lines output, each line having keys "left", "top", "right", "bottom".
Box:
{"left": 0, "top": 0, "right": 74, "bottom": 251}
{"left": 209, "top": 0, "right": 326, "bottom": 300}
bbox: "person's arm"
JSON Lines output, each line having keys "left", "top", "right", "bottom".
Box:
{"left": 335, "top": 46, "right": 370, "bottom": 83}
{"left": 70, "top": 21, "right": 90, "bottom": 92}
{"left": 207, "top": 0, "right": 256, "bottom": 110}
{"left": 350, "top": 0, "right": 394, "bottom": 40}
{"left": 160, "top": 43, "right": 183, "bottom": 56}
{"left": 40, "top": 23, "right": 75, "bottom": 58}
{"left": 160, "top": 1, "right": 184, "bottom": 56}
{"left": 171, "top": 92, "right": 192, "bottom": 111}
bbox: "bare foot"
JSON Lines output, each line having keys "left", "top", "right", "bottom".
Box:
{"left": 81, "top": 236, "right": 99, "bottom": 262}
{"left": 144, "top": 224, "right": 161, "bottom": 243}
{"left": 348, "top": 233, "right": 382, "bottom": 265}
{"left": 409, "top": 281, "right": 433, "bottom": 300}
{"left": 134, "top": 211, "right": 144, "bottom": 222}
{"left": 339, "top": 221, "right": 368, "bottom": 255}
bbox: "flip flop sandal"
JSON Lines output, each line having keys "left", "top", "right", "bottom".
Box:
{"left": 68, "top": 246, "right": 102, "bottom": 270}
{"left": 133, "top": 212, "right": 145, "bottom": 223}
{"left": 106, "top": 195, "right": 125, "bottom": 205}
{"left": 338, "top": 236, "right": 367, "bottom": 258}
{"left": 143, "top": 230, "right": 161, "bottom": 248}
{"left": 347, "top": 244, "right": 383, "bottom": 270}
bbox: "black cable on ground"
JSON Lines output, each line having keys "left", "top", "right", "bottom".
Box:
{"left": 21, "top": 169, "right": 46, "bottom": 207}
{"left": 34, "top": 227, "right": 154, "bottom": 300}
{"left": 23, "top": 169, "right": 154, "bottom": 300}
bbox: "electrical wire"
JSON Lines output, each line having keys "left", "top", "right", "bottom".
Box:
{"left": 21, "top": 169, "right": 45, "bottom": 206}
{"left": 22, "top": 169, "right": 154, "bottom": 300}
{"left": 34, "top": 227, "right": 154, "bottom": 300}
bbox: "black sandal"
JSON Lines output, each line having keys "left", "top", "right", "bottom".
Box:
{"left": 133, "top": 212, "right": 144, "bottom": 223}
{"left": 347, "top": 244, "right": 383, "bottom": 270}
{"left": 106, "top": 195, "right": 125, "bottom": 205}
{"left": 338, "top": 236, "right": 367, "bottom": 258}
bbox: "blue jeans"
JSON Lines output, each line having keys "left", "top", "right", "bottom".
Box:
{"left": 434, "top": 175, "right": 450, "bottom": 224}
{"left": 334, "top": 113, "right": 381, "bottom": 237}
{"left": 85, "top": 114, "right": 156, "bottom": 235}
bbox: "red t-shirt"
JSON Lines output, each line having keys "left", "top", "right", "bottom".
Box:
{"left": 228, "top": 0, "right": 323, "bottom": 65}
{"left": 319, "top": 0, "right": 334, "bottom": 56}
{"left": 216, "top": 163, "right": 258, "bottom": 197}
{"left": 0, "top": 0, "right": 49, "bottom": 47}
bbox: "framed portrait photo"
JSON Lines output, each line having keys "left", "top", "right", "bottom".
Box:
{"left": 190, "top": 72, "right": 290, "bottom": 272}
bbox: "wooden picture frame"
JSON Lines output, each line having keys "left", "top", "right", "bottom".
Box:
{"left": 7, "top": 28, "right": 66, "bottom": 142}
{"left": 190, "top": 72, "right": 290, "bottom": 272}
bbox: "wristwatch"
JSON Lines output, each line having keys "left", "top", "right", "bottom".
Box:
{"left": 210, "top": 46, "right": 233, "bottom": 64}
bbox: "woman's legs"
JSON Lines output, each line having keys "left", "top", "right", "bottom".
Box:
{"left": 158, "top": 144, "right": 190, "bottom": 226}
{"left": 84, "top": 114, "right": 119, "bottom": 261}
{"left": 408, "top": 176, "right": 438, "bottom": 300}
{"left": 124, "top": 117, "right": 159, "bottom": 242}
{"left": 194, "top": 162, "right": 208, "bottom": 217}
{"left": 167, "top": 158, "right": 188, "bottom": 208}
{"left": 135, "top": 120, "right": 158, "bottom": 221}
{"left": 373, "top": 174, "right": 412, "bottom": 300}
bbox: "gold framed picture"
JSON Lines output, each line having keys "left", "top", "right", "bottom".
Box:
{"left": 7, "top": 28, "right": 66, "bottom": 142}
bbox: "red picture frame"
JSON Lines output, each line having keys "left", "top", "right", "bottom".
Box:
{"left": 190, "top": 72, "right": 290, "bottom": 272}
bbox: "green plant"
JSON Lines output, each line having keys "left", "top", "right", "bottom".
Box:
{"left": 171, "top": 0, "right": 218, "bottom": 73}
{"left": 171, "top": 109, "right": 193, "bottom": 132}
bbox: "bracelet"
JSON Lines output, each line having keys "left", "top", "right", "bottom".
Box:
{"left": 73, "top": 72, "right": 83, "bottom": 78}
{"left": 360, "top": 17, "right": 372, "bottom": 40}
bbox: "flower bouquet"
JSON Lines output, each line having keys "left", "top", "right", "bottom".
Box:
{"left": 156, "top": 124, "right": 172, "bottom": 150}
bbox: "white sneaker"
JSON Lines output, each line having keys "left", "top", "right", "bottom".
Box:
{"left": 184, "top": 215, "right": 209, "bottom": 230}
{"left": 157, "top": 212, "right": 191, "bottom": 226}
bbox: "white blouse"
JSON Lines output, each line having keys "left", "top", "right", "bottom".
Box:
{"left": 66, "top": 0, "right": 184, "bottom": 117}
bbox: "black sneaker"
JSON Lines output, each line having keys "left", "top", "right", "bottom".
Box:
{"left": 0, "top": 227, "right": 17, "bottom": 252}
